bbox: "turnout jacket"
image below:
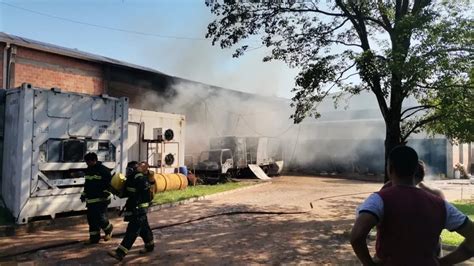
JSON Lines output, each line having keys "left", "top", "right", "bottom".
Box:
{"left": 123, "top": 172, "right": 152, "bottom": 217}
{"left": 83, "top": 162, "right": 112, "bottom": 205}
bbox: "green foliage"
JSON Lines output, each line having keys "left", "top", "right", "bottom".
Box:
{"left": 207, "top": 0, "right": 473, "bottom": 145}
{"left": 441, "top": 201, "right": 474, "bottom": 246}
{"left": 423, "top": 70, "right": 474, "bottom": 143}
{"left": 152, "top": 182, "right": 249, "bottom": 205}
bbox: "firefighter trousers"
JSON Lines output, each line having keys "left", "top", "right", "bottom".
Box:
{"left": 116, "top": 214, "right": 154, "bottom": 257}
{"left": 86, "top": 201, "right": 112, "bottom": 243}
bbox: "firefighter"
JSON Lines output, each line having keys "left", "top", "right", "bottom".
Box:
{"left": 108, "top": 161, "right": 154, "bottom": 261}
{"left": 81, "top": 152, "right": 114, "bottom": 245}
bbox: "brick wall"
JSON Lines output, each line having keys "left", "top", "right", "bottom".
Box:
{"left": 12, "top": 46, "right": 104, "bottom": 95}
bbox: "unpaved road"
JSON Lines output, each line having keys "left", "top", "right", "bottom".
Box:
{"left": 1, "top": 176, "right": 473, "bottom": 265}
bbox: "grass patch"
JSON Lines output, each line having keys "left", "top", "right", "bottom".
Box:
{"left": 441, "top": 200, "right": 474, "bottom": 246}
{"left": 152, "top": 182, "right": 250, "bottom": 205}
{"left": 0, "top": 183, "right": 251, "bottom": 225}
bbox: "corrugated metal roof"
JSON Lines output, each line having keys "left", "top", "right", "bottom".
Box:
{"left": 0, "top": 31, "right": 165, "bottom": 75}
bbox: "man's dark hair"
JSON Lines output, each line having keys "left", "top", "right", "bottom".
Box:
{"left": 414, "top": 160, "right": 426, "bottom": 183}
{"left": 84, "top": 152, "right": 98, "bottom": 162}
{"left": 127, "top": 161, "right": 139, "bottom": 168}
{"left": 388, "top": 146, "right": 419, "bottom": 178}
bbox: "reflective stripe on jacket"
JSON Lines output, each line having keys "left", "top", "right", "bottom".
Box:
{"left": 123, "top": 172, "right": 151, "bottom": 217}
{"left": 86, "top": 191, "right": 112, "bottom": 204}
{"left": 83, "top": 162, "right": 112, "bottom": 203}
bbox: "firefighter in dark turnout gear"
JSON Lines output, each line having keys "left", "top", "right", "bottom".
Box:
{"left": 82, "top": 152, "right": 114, "bottom": 245}
{"left": 108, "top": 161, "right": 154, "bottom": 261}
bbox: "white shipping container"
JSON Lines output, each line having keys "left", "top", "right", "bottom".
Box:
{"left": 1, "top": 84, "right": 128, "bottom": 224}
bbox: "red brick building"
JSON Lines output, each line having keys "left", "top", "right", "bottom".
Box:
{"left": 2, "top": 34, "right": 103, "bottom": 94}
{"left": 0, "top": 32, "right": 177, "bottom": 100}
{"left": 0, "top": 32, "right": 275, "bottom": 163}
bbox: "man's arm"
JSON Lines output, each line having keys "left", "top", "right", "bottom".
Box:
{"left": 350, "top": 213, "right": 378, "bottom": 266}
{"left": 439, "top": 219, "right": 474, "bottom": 265}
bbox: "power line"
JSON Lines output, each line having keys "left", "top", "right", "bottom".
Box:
{"left": 0, "top": 1, "right": 207, "bottom": 41}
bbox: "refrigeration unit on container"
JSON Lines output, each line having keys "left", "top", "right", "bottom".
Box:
{"left": 128, "top": 108, "right": 185, "bottom": 174}
{"left": 1, "top": 84, "right": 128, "bottom": 224}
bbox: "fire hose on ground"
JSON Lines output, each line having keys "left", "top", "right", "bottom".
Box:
{"left": 0, "top": 210, "right": 306, "bottom": 260}
{"left": 309, "top": 191, "right": 373, "bottom": 209}
{"left": 0, "top": 191, "right": 374, "bottom": 260}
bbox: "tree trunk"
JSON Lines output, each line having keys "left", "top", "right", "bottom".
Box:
{"left": 385, "top": 31, "right": 405, "bottom": 182}
{"left": 384, "top": 119, "right": 402, "bottom": 183}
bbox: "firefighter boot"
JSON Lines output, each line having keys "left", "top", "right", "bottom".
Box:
{"left": 108, "top": 245, "right": 127, "bottom": 261}
{"left": 139, "top": 242, "right": 154, "bottom": 254}
{"left": 107, "top": 250, "right": 124, "bottom": 261}
{"left": 103, "top": 223, "right": 114, "bottom": 241}
{"left": 84, "top": 230, "right": 101, "bottom": 245}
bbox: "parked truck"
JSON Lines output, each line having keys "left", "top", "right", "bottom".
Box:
{"left": 194, "top": 136, "right": 284, "bottom": 182}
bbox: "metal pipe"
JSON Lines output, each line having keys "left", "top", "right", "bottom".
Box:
{"left": 140, "top": 122, "right": 145, "bottom": 162}
{"left": 5, "top": 45, "right": 16, "bottom": 89}
{"left": 2, "top": 43, "right": 10, "bottom": 89}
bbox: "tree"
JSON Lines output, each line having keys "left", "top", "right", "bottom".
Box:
{"left": 206, "top": 0, "right": 473, "bottom": 181}
{"left": 423, "top": 69, "right": 474, "bottom": 143}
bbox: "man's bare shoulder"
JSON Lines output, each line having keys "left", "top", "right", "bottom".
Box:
{"left": 418, "top": 182, "right": 446, "bottom": 200}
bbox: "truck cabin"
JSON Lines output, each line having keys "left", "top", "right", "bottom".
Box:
{"left": 198, "top": 149, "right": 232, "bottom": 165}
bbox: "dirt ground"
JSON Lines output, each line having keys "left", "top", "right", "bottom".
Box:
{"left": 1, "top": 176, "right": 474, "bottom": 265}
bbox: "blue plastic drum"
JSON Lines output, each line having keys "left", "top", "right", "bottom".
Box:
{"left": 175, "top": 166, "right": 188, "bottom": 176}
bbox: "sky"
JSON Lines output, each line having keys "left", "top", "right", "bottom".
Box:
{"left": 0, "top": 0, "right": 300, "bottom": 98}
